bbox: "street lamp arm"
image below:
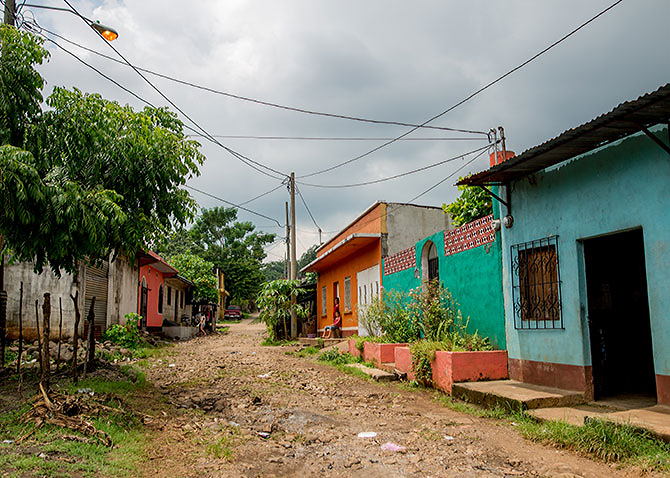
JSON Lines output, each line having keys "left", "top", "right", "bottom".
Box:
{"left": 19, "top": 4, "right": 118, "bottom": 40}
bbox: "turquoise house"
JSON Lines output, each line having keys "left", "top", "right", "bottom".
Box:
{"left": 461, "top": 84, "right": 670, "bottom": 406}
{"left": 382, "top": 214, "right": 506, "bottom": 348}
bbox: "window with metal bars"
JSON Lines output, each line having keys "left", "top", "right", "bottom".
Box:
{"left": 321, "top": 286, "right": 327, "bottom": 317}
{"left": 511, "top": 236, "right": 563, "bottom": 329}
{"left": 344, "top": 276, "right": 352, "bottom": 312}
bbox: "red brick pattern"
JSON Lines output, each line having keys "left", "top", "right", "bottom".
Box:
{"left": 384, "top": 247, "right": 416, "bottom": 276}
{"left": 444, "top": 214, "right": 495, "bottom": 256}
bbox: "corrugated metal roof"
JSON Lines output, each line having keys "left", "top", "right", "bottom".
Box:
{"left": 459, "top": 83, "right": 670, "bottom": 186}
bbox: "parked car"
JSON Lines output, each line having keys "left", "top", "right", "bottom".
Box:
{"left": 224, "top": 305, "right": 243, "bottom": 320}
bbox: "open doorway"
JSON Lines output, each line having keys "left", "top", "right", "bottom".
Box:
{"left": 584, "top": 229, "right": 656, "bottom": 402}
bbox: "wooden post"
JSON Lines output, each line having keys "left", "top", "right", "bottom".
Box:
{"left": 34, "top": 300, "right": 42, "bottom": 375}
{"left": 41, "top": 293, "right": 51, "bottom": 390}
{"left": 70, "top": 292, "right": 80, "bottom": 383}
{"left": 56, "top": 297, "right": 63, "bottom": 372}
{"left": 83, "top": 297, "right": 95, "bottom": 376}
{"left": 17, "top": 282, "right": 23, "bottom": 379}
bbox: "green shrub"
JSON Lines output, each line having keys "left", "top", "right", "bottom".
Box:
{"left": 317, "top": 349, "right": 358, "bottom": 365}
{"left": 103, "top": 313, "right": 144, "bottom": 348}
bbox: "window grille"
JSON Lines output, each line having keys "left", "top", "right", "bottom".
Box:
{"left": 344, "top": 276, "right": 352, "bottom": 312}
{"left": 321, "top": 286, "right": 327, "bottom": 317}
{"left": 511, "top": 236, "right": 563, "bottom": 329}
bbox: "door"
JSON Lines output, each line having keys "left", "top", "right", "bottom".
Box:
{"left": 584, "top": 229, "right": 656, "bottom": 400}
{"left": 357, "top": 264, "right": 380, "bottom": 336}
{"left": 140, "top": 278, "right": 148, "bottom": 328}
{"left": 174, "top": 289, "right": 179, "bottom": 321}
{"left": 84, "top": 262, "right": 109, "bottom": 338}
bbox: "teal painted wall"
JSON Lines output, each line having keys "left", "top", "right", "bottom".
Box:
{"left": 382, "top": 229, "right": 506, "bottom": 348}
{"left": 499, "top": 126, "right": 670, "bottom": 376}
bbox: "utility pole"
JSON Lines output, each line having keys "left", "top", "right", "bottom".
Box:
{"left": 3, "top": 0, "right": 15, "bottom": 26}
{"left": 289, "top": 173, "right": 298, "bottom": 338}
{"left": 285, "top": 202, "right": 290, "bottom": 280}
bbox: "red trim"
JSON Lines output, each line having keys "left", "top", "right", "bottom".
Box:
{"left": 508, "top": 358, "right": 593, "bottom": 399}
{"left": 656, "top": 374, "right": 670, "bottom": 406}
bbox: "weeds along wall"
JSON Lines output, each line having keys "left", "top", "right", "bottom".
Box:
{"left": 382, "top": 224, "right": 506, "bottom": 348}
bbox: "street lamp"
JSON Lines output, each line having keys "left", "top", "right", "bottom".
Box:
{"left": 19, "top": 4, "right": 119, "bottom": 40}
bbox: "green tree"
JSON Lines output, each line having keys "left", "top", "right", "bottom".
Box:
{"left": 442, "top": 181, "right": 492, "bottom": 227}
{"left": 261, "top": 260, "right": 285, "bottom": 282}
{"left": 168, "top": 253, "right": 217, "bottom": 303}
{"left": 257, "top": 279, "right": 306, "bottom": 340}
{"left": 159, "top": 207, "right": 276, "bottom": 304}
{"left": 0, "top": 26, "right": 203, "bottom": 274}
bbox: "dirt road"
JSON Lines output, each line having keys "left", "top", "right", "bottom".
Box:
{"left": 139, "top": 320, "right": 645, "bottom": 477}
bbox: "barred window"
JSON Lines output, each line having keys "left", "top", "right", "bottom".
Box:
{"left": 344, "top": 276, "right": 352, "bottom": 312}
{"left": 158, "top": 285, "right": 164, "bottom": 314}
{"left": 511, "top": 236, "right": 563, "bottom": 329}
{"left": 321, "top": 286, "right": 327, "bottom": 317}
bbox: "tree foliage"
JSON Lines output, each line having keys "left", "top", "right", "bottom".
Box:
{"left": 167, "top": 252, "right": 217, "bottom": 304}
{"left": 0, "top": 26, "right": 203, "bottom": 273}
{"left": 442, "top": 181, "right": 492, "bottom": 227}
{"left": 158, "top": 207, "right": 276, "bottom": 304}
{"left": 261, "top": 243, "right": 319, "bottom": 283}
{"left": 256, "top": 279, "right": 307, "bottom": 340}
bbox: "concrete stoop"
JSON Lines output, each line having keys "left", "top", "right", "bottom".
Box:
{"left": 451, "top": 380, "right": 587, "bottom": 410}
{"left": 346, "top": 363, "right": 397, "bottom": 382}
{"left": 298, "top": 337, "right": 346, "bottom": 348}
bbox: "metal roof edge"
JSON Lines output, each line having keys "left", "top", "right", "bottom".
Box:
{"left": 302, "top": 233, "right": 381, "bottom": 273}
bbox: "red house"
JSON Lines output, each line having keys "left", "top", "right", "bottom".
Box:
{"left": 137, "top": 251, "right": 192, "bottom": 330}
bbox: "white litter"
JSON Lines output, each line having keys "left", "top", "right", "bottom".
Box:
{"left": 443, "top": 435, "right": 455, "bottom": 441}
{"left": 77, "top": 388, "right": 94, "bottom": 395}
{"left": 257, "top": 373, "right": 272, "bottom": 379}
{"left": 357, "top": 432, "right": 377, "bottom": 438}
{"left": 168, "top": 363, "right": 176, "bottom": 368}
{"left": 380, "top": 442, "right": 405, "bottom": 452}
{"left": 1, "top": 440, "right": 14, "bottom": 444}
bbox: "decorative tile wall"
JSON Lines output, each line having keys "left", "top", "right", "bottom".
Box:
{"left": 444, "top": 214, "right": 495, "bottom": 256}
{"left": 384, "top": 247, "right": 416, "bottom": 276}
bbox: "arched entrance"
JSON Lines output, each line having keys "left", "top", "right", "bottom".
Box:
{"left": 421, "top": 240, "right": 440, "bottom": 286}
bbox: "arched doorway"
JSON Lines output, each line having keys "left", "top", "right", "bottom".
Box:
{"left": 421, "top": 240, "right": 440, "bottom": 286}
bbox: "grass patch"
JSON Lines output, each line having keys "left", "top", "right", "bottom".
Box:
{"left": 292, "top": 346, "right": 320, "bottom": 358}
{"left": 0, "top": 370, "right": 150, "bottom": 477}
{"left": 517, "top": 416, "right": 670, "bottom": 471}
{"left": 260, "top": 338, "right": 299, "bottom": 347}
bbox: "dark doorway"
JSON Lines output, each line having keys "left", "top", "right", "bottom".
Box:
{"left": 140, "top": 278, "right": 148, "bottom": 329}
{"left": 584, "top": 229, "right": 656, "bottom": 401}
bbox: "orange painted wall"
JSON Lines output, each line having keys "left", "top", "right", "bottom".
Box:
{"left": 316, "top": 240, "right": 381, "bottom": 333}
{"left": 317, "top": 203, "right": 386, "bottom": 258}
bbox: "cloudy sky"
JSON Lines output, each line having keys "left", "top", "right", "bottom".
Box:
{"left": 22, "top": 0, "right": 670, "bottom": 261}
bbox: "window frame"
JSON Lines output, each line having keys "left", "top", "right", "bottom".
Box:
{"left": 158, "top": 284, "right": 164, "bottom": 314}
{"left": 321, "top": 286, "right": 327, "bottom": 317}
{"left": 343, "top": 276, "right": 352, "bottom": 313}
{"left": 511, "top": 235, "right": 563, "bottom": 330}
{"left": 167, "top": 286, "right": 172, "bottom": 306}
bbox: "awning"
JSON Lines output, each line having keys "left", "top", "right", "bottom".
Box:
{"left": 301, "top": 233, "right": 380, "bottom": 273}
{"left": 459, "top": 83, "right": 670, "bottom": 186}
{"left": 137, "top": 250, "right": 178, "bottom": 275}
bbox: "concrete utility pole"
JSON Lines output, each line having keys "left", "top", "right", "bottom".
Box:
{"left": 285, "top": 202, "right": 290, "bottom": 280}
{"left": 289, "top": 173, "right": 298, "bottom": 338}
{"left": 3, "top": 0, "right": 15, "bottom": 26}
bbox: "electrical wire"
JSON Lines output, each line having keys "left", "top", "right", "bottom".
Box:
{"left": 238, "top": 183, "right": 285, "bottom": 206}
{"left": 297, "top": 143, "right": 492, "bottom": 188}
{"left": 298, "top": 0, "right": 625, "bottom": 179}
{"left": 184, "top": 185, "right": 283, "bottom": 227}
{"left": 24, "top": 24, "right": 283, "bottom": 181}
{"left": 57, "top": 1, "right": 288, "bottom": 181}
{"left": 295, "top": 185, "right": 321, "bottom": 232}
{"left": 186, "top": 134, "right": 487, "bottom": 142}
{"left": 27, "top": 23, "right": 487, "bottom": 136}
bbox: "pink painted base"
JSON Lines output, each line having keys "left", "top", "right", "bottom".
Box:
{"left": 348, "top": 339, "right": 361, "bottom": 358}
{"left": 363, "top": 342, "right": 408, "bottom": 366}
{"left": 432, "top": 350, "right": 508, "bottom": 393}
{"left": 394, "top": 346, "right": 415, "bottom": 381}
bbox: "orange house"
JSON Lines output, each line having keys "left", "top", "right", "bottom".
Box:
{"left": 302, "top": 201, "right": 449, "bottom": 336}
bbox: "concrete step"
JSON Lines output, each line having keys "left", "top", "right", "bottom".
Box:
{"left": 452, "top": 380, "right": 587, "bottom": 410}
{"left": 298, "top": 337, "right": 346, "bottom": 348}
{"left": 346, "top": 363, "right": 397, "bottom": 382}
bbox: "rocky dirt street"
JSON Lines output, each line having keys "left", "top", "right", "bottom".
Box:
{"left": 138, "top": 320, "right": 649, "bottom": 478}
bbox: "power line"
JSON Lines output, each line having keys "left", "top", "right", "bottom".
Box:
{"left": 27, "top": 23, "right": 487, "bottom": 136}
{"left": 25, "top": 24, "right": 284, "bottom": 181}
{"left": 298, "top": 0, "right": 625, "bottom": 179}
{"left": 297, "top": 143, "right": 492, "bottom": 188}
{"left": 56, "top": 2, "right": 287, "bottom": 180}
{"left": 185, "top": 134, "right": 487, "bottom": 142}
{"left": 238, "top": 183, "right": 285, "bottom": 206}
{"left": 185, "top": 185, "right": 283, "bottom": 227}
{"left": 295, "top": 185, "right": 321, "bottom": 232}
